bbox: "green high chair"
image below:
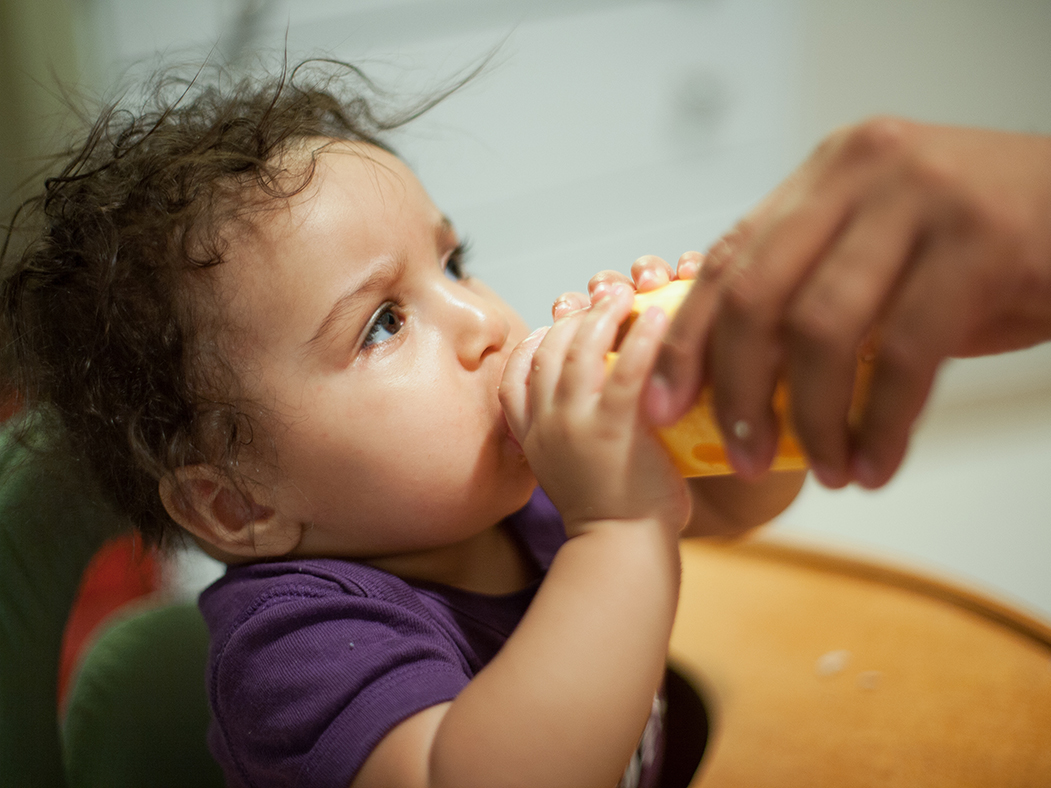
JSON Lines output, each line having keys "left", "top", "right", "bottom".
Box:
{"left": 0, "top": 422, "right": 223, "bottom": 788}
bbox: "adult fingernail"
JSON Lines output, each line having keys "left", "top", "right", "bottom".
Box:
{"left": 811, "top": 461, "right": 847, "bottom": 489}
{"left": 726, "top": 442, "right": 759, "bottom": 479}
{"left": 852, "top": 455, "right": 881, "bottom": 489}
{"left": 645, "top": 376, "right": 674, "bottom": 425}
{"left": 732, "top": 419, "right": 752, "bottom": 441}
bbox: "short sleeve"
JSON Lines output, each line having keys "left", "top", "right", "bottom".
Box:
{"left": 206, "top": 576, "right": 471, "bottom": 788}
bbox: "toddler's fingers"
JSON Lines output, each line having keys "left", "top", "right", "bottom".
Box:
{"left": 676, "top": 251, "right": 704, "bottom": 280}
{"left": 603, "top": 305, "right": 670, "bottom": 418}
{"left": 588, "top": 270, "right": 633, "bottom": 303}
{"left": 556, "top": 285, "right": 634, "bottom": 406}
{"left": 499, "top": 327, "right": 548, "bottom": 437}
{"left": 553, "top": 291, "right": 589, "bottom": 320}
{"left": 631, "top": 255, "right": 673, "bottom": 292}
{"left": 529, "top": 309, "right": 588, "bottom": 410}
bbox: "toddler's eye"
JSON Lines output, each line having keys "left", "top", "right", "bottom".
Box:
{"left": 363, "top": 304, "right": 403, "bottom": 349}
{"left": 444, "top": 240, "right": 470, "bottom": 281}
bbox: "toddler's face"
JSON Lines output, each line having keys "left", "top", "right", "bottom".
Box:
{"left": 207, "top": 141, "right": 535, "bottom": 560}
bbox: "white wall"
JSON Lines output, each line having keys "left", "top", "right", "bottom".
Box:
{"left": 75, "top": 0, "right": 1051, "bottom": 619}
{"left": 778, "top": 0, "right": 1051, "bottom": 622}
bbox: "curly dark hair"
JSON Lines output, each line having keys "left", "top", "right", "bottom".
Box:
{"left": 0, "top": 57, "right": 470, "bottom": 547}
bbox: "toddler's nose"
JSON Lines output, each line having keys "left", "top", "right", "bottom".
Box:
{"left": 447, "top": 288, "right": 510, "bottom": 370}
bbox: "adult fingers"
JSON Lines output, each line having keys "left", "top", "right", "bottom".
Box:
{"left": 692, "top": 120, "right": 923, "bottom": 474}
{"left": 707, "top": 222, "right": 848, "bottom": 475}
{"left": 783, "top": 187, "right": 924, "bottom": 487}
{"left": 644, "top": 261, "right": 722, "bottom": 427}
{"left": 850, "top": 234, "right": 983, "bottom": 488}
{"left": 646, "top": 160, "right": 814, "bottom": 428}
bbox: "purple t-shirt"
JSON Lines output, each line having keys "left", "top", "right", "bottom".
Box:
{"left": 198, "top": 489, "right": 663, "bottom": 788}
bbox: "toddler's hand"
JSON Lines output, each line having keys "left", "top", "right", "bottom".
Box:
{"left": 500, "top": 284, "right": 689, "bottom": 536}
{"left": 552, "top": 252, "right": 703, "bottom": 320}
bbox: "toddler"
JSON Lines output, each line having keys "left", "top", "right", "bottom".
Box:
{"left": 0, "top": 60, "right": 804, "bottom": 788}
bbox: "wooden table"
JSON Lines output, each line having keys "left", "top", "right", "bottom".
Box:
{"left": 668, "top": 536, "right": 1051, "bottom": 787}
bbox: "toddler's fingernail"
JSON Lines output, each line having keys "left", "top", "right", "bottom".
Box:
{"left": 678, "top": 260, "right": 700, "bottom": 279}
{"left": 591, "top": 282, "right": 611, "bottom": 301}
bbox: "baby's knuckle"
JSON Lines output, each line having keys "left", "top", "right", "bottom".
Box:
{"left": 605, "top": 370, "right": 639, "bottom": 403}
{"left": 562, "top": 343, "right": 590, "bottom": 369}
{"left": 530, "top": 344, "right": 553, "bottom": 367}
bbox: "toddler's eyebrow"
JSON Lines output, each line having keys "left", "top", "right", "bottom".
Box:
{"left": 304, "top": 216, "right": 454, "bottom": 352}
{"left": 306, "top": 255, "right": 405, "bottom": 351}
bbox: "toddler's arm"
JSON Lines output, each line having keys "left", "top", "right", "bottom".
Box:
{"left": 353, "top": 286, "right": 686, "bottom": 788}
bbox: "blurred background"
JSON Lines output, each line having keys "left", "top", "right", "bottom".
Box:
{"left": 2, "top": 0, "right": 1050, "bottom": 619}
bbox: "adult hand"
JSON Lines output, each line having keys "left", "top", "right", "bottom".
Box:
{"left": 646, "top": 117, "right": 1051, "bottom": 489}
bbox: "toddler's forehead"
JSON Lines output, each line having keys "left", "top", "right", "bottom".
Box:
{"left": 190, "top": 140, "right": 408, "bottom": 328}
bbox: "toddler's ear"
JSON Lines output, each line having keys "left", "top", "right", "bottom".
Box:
{"left": 159, "top": 466, "right": 302, "bottom": 559}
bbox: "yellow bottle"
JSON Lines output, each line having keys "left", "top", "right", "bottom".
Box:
{"left": 607, "top": 280, "right": 872, "bottom": 477}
